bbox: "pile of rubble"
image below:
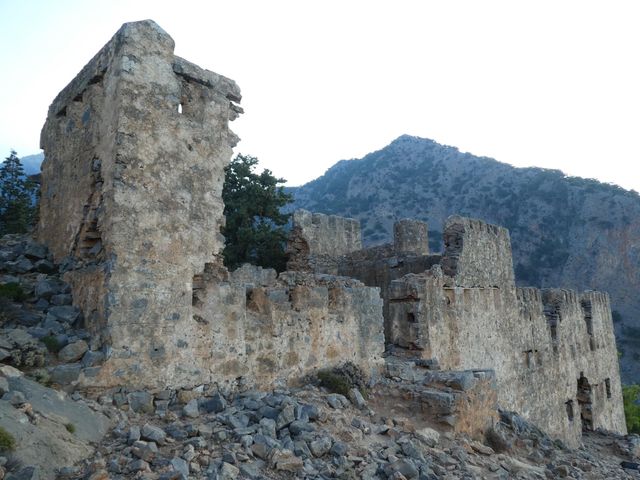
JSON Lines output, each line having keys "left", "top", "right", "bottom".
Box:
{"left": 0, "top": 235, "right": 101, "bottom": 388}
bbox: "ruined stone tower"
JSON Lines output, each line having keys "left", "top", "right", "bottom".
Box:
{"left": 37, "top": 20, "right": 243, "bottom": 387}
{"left": 37, "top": 21, "right": 384, "bottom": 389}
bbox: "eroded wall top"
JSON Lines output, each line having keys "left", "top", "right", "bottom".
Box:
{"left": 441, "top": 215, "right": 515, "bottom": 288}
{"left": 291, "top": 209, "right": 362, "bottom": 256}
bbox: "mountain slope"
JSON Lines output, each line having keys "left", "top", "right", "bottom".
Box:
{"left": 290, "top": 135, "right": 640, "bottom": 383}
{"left": 19, "top": 153, "right": 44, "bottom": 175}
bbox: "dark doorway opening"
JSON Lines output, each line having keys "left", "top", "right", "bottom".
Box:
{"left": 577, "top": 373, "right": 593, "bottom": 431}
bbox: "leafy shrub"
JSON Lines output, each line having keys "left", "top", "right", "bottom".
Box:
{"left": 41, "top": 335, "right": 62, "bottom": 353}
{"left": 65, "top": 423, "right": 76, "bottom": 434}
{"left": 30, "top": 368, "right": 52, "bottom": 387}
{"left": 0, "top": 282, "right": 26, "bottom": 302}
{"left": 317, "top": 370, "right": 351, "bottom": 397}
{"left": 622, "top": 384, "right": 640, "bottom": 434}
{"left": 317, "top": 362, "right": 368, "bottom": 398}
{"left": 0, "top": 426, "right": 16, "bottom": 451}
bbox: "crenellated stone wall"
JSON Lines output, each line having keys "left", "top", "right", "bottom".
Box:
{"left": 287, "top": 213, "right": 441, "bottom": 340}
{"left": 291, "top": 209, "right": 626, "bottom": 446}
{"left": 37, "top": 21, "right": 385, "bottom": 390}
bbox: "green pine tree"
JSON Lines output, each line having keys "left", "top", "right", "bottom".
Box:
{"left": 0, "top": 150, "right": 36, "bottom": 235}
{"left": 222, "top": 154, "right": 293, "bottom": 272}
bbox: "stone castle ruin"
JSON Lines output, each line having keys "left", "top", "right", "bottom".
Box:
{"left": 287, "top": 211, "right": 627, "bottom": 445}
{"left": 36, "top": 20, "right": 625, "bottom": 448}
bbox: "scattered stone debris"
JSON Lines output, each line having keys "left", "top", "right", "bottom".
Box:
{"left": 0, "top": 235, "right": 99, "bottom": 391}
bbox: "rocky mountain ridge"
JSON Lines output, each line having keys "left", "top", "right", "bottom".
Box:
{"left": 289, "top": 135, "right": 640, "bottom": 384}
{"left": 16, "top": 154, "right": 43, "bottom": 176}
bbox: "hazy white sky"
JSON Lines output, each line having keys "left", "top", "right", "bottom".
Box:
{"left": 1, "top": 0, "right": 639, "bottom": 189}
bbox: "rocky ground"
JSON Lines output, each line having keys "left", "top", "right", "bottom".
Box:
{"left": 1, "top": 235, "right": 640, "bottom": 480}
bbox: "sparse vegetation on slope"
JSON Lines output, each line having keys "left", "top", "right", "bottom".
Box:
{"left": 0, "top": 426, "right": 16, "bottom": 451}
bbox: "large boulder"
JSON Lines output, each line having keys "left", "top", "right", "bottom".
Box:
{"left": 0, "top": 373, "right": 111, "bottom": 478}
{"left": 57, "top": 340, "right": 88, "bottom": 363}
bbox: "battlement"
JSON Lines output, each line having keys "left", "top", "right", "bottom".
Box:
{"left": 393, "top": 219, "right": 429, "bottom": 256}
{"left": 286, "top": 210, "right": 625, "bottom": 445}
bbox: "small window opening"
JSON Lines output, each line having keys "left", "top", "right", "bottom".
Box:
{"left": 550, "top": 324, "right": 559, "bottom": 354}
{"left": 605, "top": 378, "right": 611, "bottom": 399}
{"left": 525, "top": 350, "right": 536, "bottom": 369}
{"left": 407, "top": 312, "right": 417, "bottom": 323}
{"left": 565, "top": 400, "right": 574, "bottom": 421}
{"left": 178, "top": 103, "right": 183, "bottom": 114}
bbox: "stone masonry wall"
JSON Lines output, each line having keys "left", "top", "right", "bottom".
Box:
{"left": 38, "top": 20, "right": 241, "bottom": 387}
{"left": 189, "top": 265, "right": 384, "bottom": 389}
{"left": 394, "top": 219, "right": 429, "bottom": 256}
{"left": 386, "top": 222, "right": 626, "bottom": 447}
{"left": 291, "top": 210, "right": 625, "bottom": 445}
{"left": 37, "top": 21, "right": 385, "bottom": 390}
{"left": 288, "top": 211, "right": 440, "bottom": 340}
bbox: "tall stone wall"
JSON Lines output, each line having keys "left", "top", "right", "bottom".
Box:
{"left": 38, "top": 20, "right": 241, "bottom": 387}
{"left": 37, "top": 21, "right": 385, "bottom": 390}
